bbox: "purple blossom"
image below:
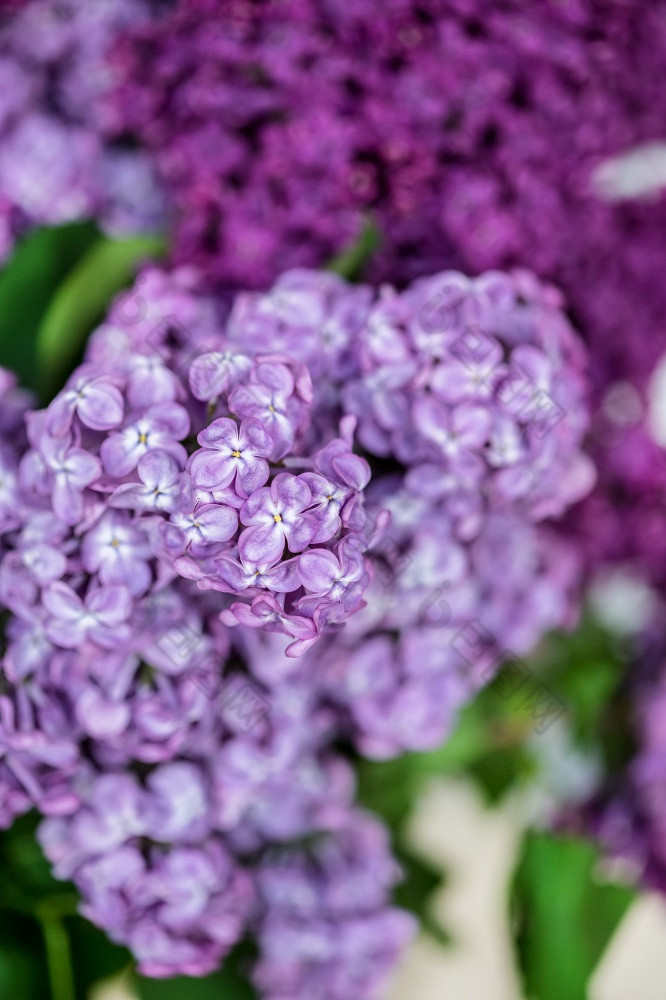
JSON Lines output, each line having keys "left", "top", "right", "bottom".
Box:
{"left": 239, "top": 474, "right": 316, "bottom": 566}
{"left": 189, "top": 417, "right": 272, "bottom": 496}
{"left": 189, "top": 349, "right": 253, "bottom": 402}
{"left": 170, "top": 503, "right": 238, "bottom": 558}
{"left": 298, "top": 542, "right": 367, "bottom": 607}
{"left": 38, "top": 435, "right": 101, "bottom": 525}
{"left": 43, "top": 581, "right": 131, "bottom": 649}
{"left": 46, "top": 372, "right": 124, "bottom": 436}
{"left": 229, "top": 357, "right": 312, "bottom": 458}
{"left": 101, "top": 402, "right": 189, "bottom": 478}
{"left": 110, "top": 450, "right": 181, "bottom": 513}
{"left": 81, "top": 510, "right": 151, "bottom": 595}
{"left": 0, "top": 0, "right": 160, "bottom": 256}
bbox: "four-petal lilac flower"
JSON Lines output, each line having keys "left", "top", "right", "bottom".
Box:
{"left": 39, "top": 436, "right": 101, "bottom": 524}
{"left": 43, "top": 582, "right": 131, "bottom": 649}
{"left": 189, "top": 417, "right": 272, "bottom": 496}
{"left": 82, "top": 511, "right": 152, "bottom": 595}
{"left": 46, "top": 372, "right": 124, "bottom": 435}
{"left": 111, "top": 450, "right": 181, "bottom": 512}
{"left": 239, "top": 474, "right": 316, "bottom": 565}
{"left": 101, "top": 402, "right": 189, "bottom": 477}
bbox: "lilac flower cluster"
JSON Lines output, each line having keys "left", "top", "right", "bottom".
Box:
{"left": 253, "top": 811, "right": 415, "bottom": 1000}
{"left": 0, "top": 263, "right": 591, "bottom": 988}
{"left": 28, "top": 633, "right": 414, "bottom": 981}
{"left": 11, "top": 268, "right": 371, "bottom": 656}
{"left": 0, "top": 266, "right": 414, "bottom": 988}
{"left": 310, "top": 504, "right": 581, "bottom": 759}
{"left": 0, "top": 0, "right": 161, "bottom": 262}
{"left": 222, "top": 267, "right": 591, "bottom": 756}
{"left": 106, "top": 0, "right": 666, "bottom": 387}
{"left": 229, "top": 268, "right": 593, "bottom": 520}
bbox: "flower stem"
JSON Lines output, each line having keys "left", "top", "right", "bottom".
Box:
{"left": 39, "top": 911, "right": 75, "bottom": 1000}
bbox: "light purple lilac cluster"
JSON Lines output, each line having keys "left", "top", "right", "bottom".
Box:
{"left": 223, "top": 267, "right": 591, "bottom": 756}
{"left": 0, "top": 266, "right": 414, "bottom": 987}
{"left": 229, "top": 268, "right": 593, "bottom": 524}
{"left": 26, "top": 622, "right": 414, "bottom": 981}
{"left": 311, "top": 504, "right": 581, "bottom": 759}
{"left": 0, "top": 263, "right": 590, "bottom": 986}
{"left": 16, "top": 267, "right": 371, "bottom": 654}
{"left": 0, "top": 0, "right": 161, "bottom": 262}
{"left": 58, "top": 272, "right": 370, "bottom": 655}
{"left": 253, "top": 811, "right": 415, "bottom": 1000}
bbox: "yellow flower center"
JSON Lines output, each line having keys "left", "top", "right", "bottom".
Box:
{"left": 273, "top": 514, "right": 282, "bottom": 523}
{"left": 138, "top": 433, "right": 148, "bottom": 444}
{"left": 232, "top": 450, "right": 241, "bottom": 458}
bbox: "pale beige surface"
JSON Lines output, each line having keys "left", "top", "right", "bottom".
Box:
{"left": 387, "top": 778, "right": 526, "bottom": 1000}
{"left": 386, "top": 777, "right": 666, "bottom": 1000}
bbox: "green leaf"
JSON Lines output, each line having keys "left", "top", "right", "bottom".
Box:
{"left": 511, "top": 831, "right": 635, "bottom": 1000}
{"left": 532, "top": 614, "right": 633, "bottom": 771}
{"left": 36, "top": 232, "right": 165, "bottom": 400}
{"left": 327, "top": 218, "right": 380, "bottom": 281}
{"left": 393, "top": 847, "right": 450, "bottom": 946}
{"left": 0, "top": 221, "right": 99, "bottom": 394}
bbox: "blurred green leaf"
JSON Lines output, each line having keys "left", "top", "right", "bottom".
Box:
{"left": 466, "top": 743, "right": 537, "bottom": 804}
{"left": 0, "top": 221, "right": 99, "bottom": 394}
{"left": 327, "top": 218, "right": 380, "bottom": 281}
{"left": 134, "top": 969, "right": 256, "bottom": 1000}
{"left": 512, "top": 831, "right": 634, "bottom": 1000}
{"left": 532, "top": 614, "right": 634, "bottom": 772}
{"left": 393, "top": 847, "right": 450, "bottom": 946}
{"left": 36, "top": 232, "right": 165, "bottom": 400}
{"left": 0, "top": 910, "right": 50, "bottom": 1000}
